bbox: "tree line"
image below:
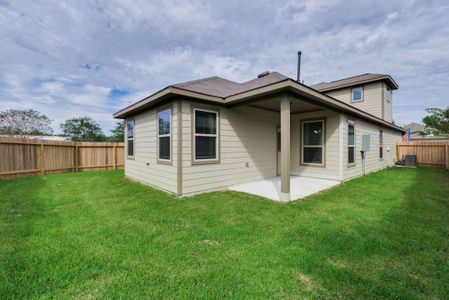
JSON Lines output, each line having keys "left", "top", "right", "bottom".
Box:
{"left": 0, "top": 109, "right": 124, "bottom": 142}
{"left": 1, "top": 107, "right": 448, "bottom": 142}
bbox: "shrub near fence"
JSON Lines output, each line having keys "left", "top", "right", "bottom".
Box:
{"left": 396, "top": 142, "right": 449, "bottom": 168}
{"left": 0, "top": 137, "right": 124, "bottom": 179}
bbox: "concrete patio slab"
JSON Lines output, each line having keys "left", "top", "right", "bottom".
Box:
{"left": 228, "top": 176, "right": 340, "bottom": 202}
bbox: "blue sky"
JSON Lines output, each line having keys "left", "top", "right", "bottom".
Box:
{"left": 1, "top": 0, "right": 448, "bottom": 133}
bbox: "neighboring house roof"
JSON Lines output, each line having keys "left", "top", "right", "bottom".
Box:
{"left": 114, "top": 71, "right": 404, "bottom": 133}
{"left": 404, "top": 122, "right": 426, "bottom": 134}
{"left": 404, "top": 122, "right": 429, "bottom": 138}
{"left": 310, "top": 73, "right": 399, "bottom": 92}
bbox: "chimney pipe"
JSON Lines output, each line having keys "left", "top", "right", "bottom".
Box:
{"left": 297, "top": 51, "right": 302, "bottom": 82}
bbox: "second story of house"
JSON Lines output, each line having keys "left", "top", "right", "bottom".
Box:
{"left": 310, "top": 73, "right": 399, "bottom": 123}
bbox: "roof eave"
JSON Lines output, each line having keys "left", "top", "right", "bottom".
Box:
{"left": 113, "top": 86, "right": 223, "bottom": 119}
{"left": 317, "top": 75, "right": 399, "bottom": 92}
{"left": 113, "top": 76, "right": 404, "bottom": 133}
{"left": 287, "top": 79, "right": 404, "bottom": 132}
{"left": 225, "top": 79, "right": 404, "bottom": 132}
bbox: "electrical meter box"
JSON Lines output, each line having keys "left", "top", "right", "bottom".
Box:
{"left": 361, "top": 135, "right": 371, "bottom": 152}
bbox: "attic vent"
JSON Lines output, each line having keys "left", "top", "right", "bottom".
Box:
{"left": 257, "top": 71, "right": 270, "bottom": 78}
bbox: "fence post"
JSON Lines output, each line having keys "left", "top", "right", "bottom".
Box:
{"left": 75, "top": 145, "right": 79, "bottom": 172}
{"left": 72, "top": 146, "right": 76, "bottom": 172}
{"left": 113, "top": 145, "right": 117, "bottom": 170}
{"left": 396, "top": 144, "right": 400, "bottom": 162}
{"left": 446, "top": 143, "right": 449, "bottom": 170}
{"left": 40, "top": 143, "right": 45, "bottom": 175}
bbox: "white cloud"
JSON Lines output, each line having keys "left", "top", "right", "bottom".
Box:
{"left": 0, "top": 0, "right": 448, "bottom": 133}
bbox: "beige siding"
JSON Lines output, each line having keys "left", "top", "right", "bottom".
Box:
{"left": 343, "top": 115, "right": 402, "bottom": 180}
{"left": 325, "top": 88, "right": 351, "bottom": 103}
{"left": 124, "top": 101, "right": 178, "bottom": 193}
{"left": 291, "top": 111, "right": 340, "bottom": 180}
{"left": 122, "top": 98, "right": 402, "bottom": 197}
{"left": 182, "top": 101, "right": 277, "bottom": 195}
{"left": 325, "top": 82, "right": 383, "bottom": 120}
{"left": 383, "top": 82, "right": 393, "bottom": 123}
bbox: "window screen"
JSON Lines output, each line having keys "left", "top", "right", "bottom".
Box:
{"left": 126, "top": 121, "right": 134, "bottom": 157}
{"left": 348, "top": 122, "right": 355, "bottom": 164}
{"left": 157, "top": 110, "right": 171, "bottom": 161}
{"left": 194, "top": 109, "right": 218, "bottom": 161}
{"left": 352, "top": 87, "right": 363, "bottom": 102}
{"left": 302, "top": 120, "right": 324, "bottom": 165}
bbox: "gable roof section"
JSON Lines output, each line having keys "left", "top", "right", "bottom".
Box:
{"left": 172, "top": 72, "right": 288, "bottom": 97}
{"left": 114, "top": 72, "right": 404, "bottom": 133}
{"left": 311, "top": 73, "right": 399, "bottom": 92}
{"left": 114, "top": 72, "right": 289, "bottom": 117}
{"left": 172, "top": 76, "right": 240, "bottom": 97}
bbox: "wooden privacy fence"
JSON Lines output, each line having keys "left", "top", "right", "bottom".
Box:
{"left": 396, "top": 142, "right": 449, "bottom": 168}
{"left": 0, "top": 137, "right": 124, "bottom": 180}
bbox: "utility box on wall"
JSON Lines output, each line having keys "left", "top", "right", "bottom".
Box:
{"left": 361, "top": 135, "right": 371, "bottom": 152}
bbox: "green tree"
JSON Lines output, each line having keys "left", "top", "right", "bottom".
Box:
{"left": 421, "top": 107, "right": 449, "bottom": 136}
{"left": 110, "top": 122, "right": 124, "bottom": 142}
{"left": 0, "top": 109, "right": 53, "bottom": 136}
{"left": 60, "top": 117, "right": 107, "bottom": 141}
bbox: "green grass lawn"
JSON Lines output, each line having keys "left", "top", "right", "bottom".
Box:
{"left": 1, "top": 168, "right": 448, "bottom": 299}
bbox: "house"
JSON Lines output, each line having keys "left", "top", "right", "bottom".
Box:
{"left": 114, "top": 71, "right": 404, "bottom": 201}
{"left": 404, "top": 122, "right": 426, "bottom": 139}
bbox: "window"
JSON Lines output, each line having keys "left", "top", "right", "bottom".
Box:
{"left": 386, "top": 86, "right": 391, "bottom": 102}
{"left": 348, "top": 120, "right": 355, "bottom": 165}
{"left": 126, "top": 120, "right": 134, "bottom": 157}
{"left": 379, "top": 130, "right": 383, "bottom": 159}
{"left": 157, "top": 109, "right": 171, "bottom": 161}
{"left": 301, "top": 120, "right": 324, "bottom": 165}
{"left": 351, "top": 87, "right": 363, "bottom": 102}
{"left": 193, "top": 108, "right": 218, "bottom": 162}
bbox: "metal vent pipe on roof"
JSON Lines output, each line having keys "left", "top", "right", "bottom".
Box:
{"left": 257, "top": 71, "right": 270, "bottom": 78}
{"left": 297, "top": 51, "right": 302, "bottom": 82}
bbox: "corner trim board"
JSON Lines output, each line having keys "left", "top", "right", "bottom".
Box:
{"left": 177, "top": 100, "right": 183, "bottom": 196}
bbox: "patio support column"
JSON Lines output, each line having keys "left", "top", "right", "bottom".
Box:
{"left": 280, "top": 95, "right": 291, "bottom": 201}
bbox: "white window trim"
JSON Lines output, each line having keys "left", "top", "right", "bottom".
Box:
{"left": 351, "top": 86, "right": 364, "bottom": 102}
{"left": 301, "top": 119, "right": 325, "bottom": 166}
{"left": 348, "top": 120, "right": 356, "bottom": 166}
{"left": 193, "top": 108, "right": 219, "bottom": 163}
{"left": 126, "top": 120, "right": 134, "bottom": 158}
{"left": 157, "top": 108, "right": 172, "bottom": 163}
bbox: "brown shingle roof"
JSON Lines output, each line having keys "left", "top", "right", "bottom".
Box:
{"left": 310, "top": 73, "right": 399, "bottom": 92}
{"left": 404, "top": 122, "right": 425, "bottom": 133}
{"left": 113, "top": 71, "right": 404, "bottom": 133}
{"left": 172, "top": 72, "right": 288, "bottom": 98}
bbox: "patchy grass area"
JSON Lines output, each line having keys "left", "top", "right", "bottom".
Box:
{"left": 1, "top": 168, "right": 448, "bottom": 298}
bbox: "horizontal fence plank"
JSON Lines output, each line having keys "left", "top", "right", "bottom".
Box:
{"left": 79, "top": 164, "right": 115, "bottom": 169}
{"left": 0, "top": 137, "right": 125, "bottom": 180}
{"left": 0, "top": 169, "right": 40, "bottom": 176}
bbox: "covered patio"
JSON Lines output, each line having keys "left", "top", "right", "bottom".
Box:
{"left": 228, "top": 89, "right": 341, "bottom": 202}
{"left": 228, "top": 176, "right": 340, "bottom": 201}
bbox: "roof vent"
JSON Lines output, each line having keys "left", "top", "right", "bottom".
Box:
{"left": 257, "top": 71, "right": 270, "bottom": 78}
